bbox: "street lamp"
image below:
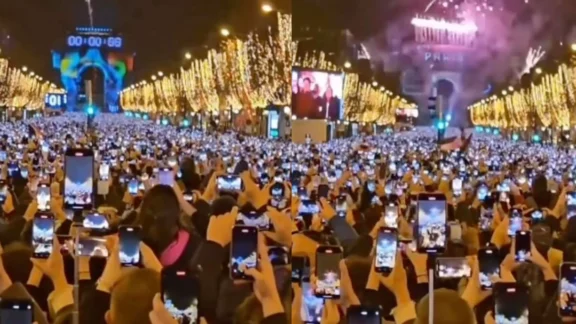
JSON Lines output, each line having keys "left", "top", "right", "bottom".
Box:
{"left": 220, "top": 28, "right": 230, "bottom": 37}
{"left": 158, "top": 71, "right": 164, "bottom": 77}
{"left": 508, "top": 86, "right": 513, "bottom": 92}
{"left": 343, "top": 61, "right": 351, "bottom": 69}
{"left": 185, "top": 52, "right": 192, "bottom": 60}
{"left": 571, "top": 43, "right": 576, "bottom": 52}
{"left": 151, "top": 75, "right": 157, "bottom": 81}
{"left": 22, "top": 66, "right": 28, "bottom": 72}
{"left": 535, "top": 67, "right": 542, "bottom": 74}
{"left": 30, "top": 72, "right": 35, "bottom": 77}
{"left": 261, "top": 3, "right": 273, "bottom": 13}
{"left": 371, "top": 81, "right": 378, "bottom": 87}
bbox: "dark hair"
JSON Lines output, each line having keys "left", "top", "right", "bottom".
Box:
{"left": 137, "top": 185, "right": 183, "bottom": 253}
{"left": 532, "top": 174, "right": 551, "bottom": 208}
{"left": 302, "top": 77, "right": 311, "bottom": 83}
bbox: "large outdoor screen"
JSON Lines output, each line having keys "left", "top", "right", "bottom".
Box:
{"left": 291, "top": 68, "right": 345, "bottom": 121}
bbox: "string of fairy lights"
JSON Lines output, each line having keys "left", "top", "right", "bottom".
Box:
{"left": 120, "top": 12, "right": 413, "bottom": 124}
{"left": 469, "top": 62, "right": 576, "bottom": 131}
{"left": 0, "top": 58, "right": 57, "bottom": 111}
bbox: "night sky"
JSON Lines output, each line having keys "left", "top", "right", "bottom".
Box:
{"left": 0, "top": 0, "right": 290, "bottom": 84}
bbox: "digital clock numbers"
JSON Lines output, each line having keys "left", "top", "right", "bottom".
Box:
{"left": 67, "top": 35, "right": 123, "bottom": 48}
{"left": 45, "top": 94, "right": 67, "bottom": 108}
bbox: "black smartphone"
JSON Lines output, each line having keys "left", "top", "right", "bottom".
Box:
{"left": 230, "top": 225, "right": 258, "bottom": 280}
{"left": 292, "top": 256, "right": 310, "bottom": 283}
{"left": 508, "top": 208, "right": 523, "bottom": 236}
{"left": 236, "top": 210, "right": 272, "bottom": 231}
{"left": 494, "top": 283, "right": 529, "bottom": 323}
{"left": 529, "top": 209, "right": 544, "bottom": 224}
{"left": 560, "top": 262, "right": 576, "bottom": 317}
{"left": 515, "top": 230, "right": 531, "bottom": 262}
{"left": 77, "top": 237, "right": 109, "bottom": 257}
{"left": 317, "top": 184, "right": 330, "bottom": 199}
{"left": 119, "top": 225, "right": 141, "bottom": 266}
{"left": 478, "top": 247, "right": 500, "bottom": 290}
{"left": 384, "top": 203, "right": 398, "bottom": 228}
{"left": 375, "top": 227, "right": 397, "bottom": 274}
{"left": 161, "top": 269, "right": 200, "bottom": 324}
{"left": 64, "top": 148, "right": 94, "bottom": 210}
{"left": 346, "top": 305, "right": 381, "bottom": 324}
{"left": 268, "top": 246, "right": 291, "bottom": 266}
{"left": 82, "top": 212, "right": 109, "bottom": 230}
{"left": 301, "top": 280, "right": 324, "bottom": 323}
{"left": 0, "top": 180, "right": 7, "bottom": 203}
{"left": 416, "top": 193, "right": 447, "bottom": 253}
{"left": 567, "top": 191, "right": 576, "bottom": 219}
{"left": 217, "top": 175, "right": 243, "bottom": 193}
{"left": 32, "top": 212, "right": 54, "bottom": 259}
{"left": 315, "top": 245, "right": 342, "bottom": 299}
{"left": 0, "top": 299, "right": 33, "bottom": 324}
{"left": 37, "top": 183, "right": 51, "bottom": 211}
{"left": 435, "top": 257, "right": 471, "bottom": 278}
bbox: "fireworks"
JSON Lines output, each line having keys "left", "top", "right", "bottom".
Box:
{"left": 519, "top": 46, "right": 545, "bottom": 78}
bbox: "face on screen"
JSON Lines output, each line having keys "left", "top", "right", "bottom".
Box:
{"left": 64, "top": 155, "right": 93, "bottom": 208}
{"left": 315, "top": 248, "right": 342, "bottom": 298}
{"left": 291, "top": 69, "right": 344, "bottom": 121}
{"left": 301, "top": 281, "right": 324, "bottom": 323}
{"left": 495, "top": 285, "right": 529, "bottom": 324}
{"left": 417, "top": 200, "right": 446, "bottom": 250}
{"left": 375, "top": 230, "right": 397, "bottom": 270}
{"left": 33, "top": 215, "right": 54, "bottom": 257}
{"left": 230, "top": 227, "right": 258, "bottom": 279}
{"left": 560, "top": 263, "right": 576, "bottom": 316}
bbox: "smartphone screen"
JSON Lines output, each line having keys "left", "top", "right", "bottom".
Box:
{"left": 77, "top": 237, "right": 109, "bottom": 257}
{"left": 119, "top": 225, "right": 141, "bottom": 266}
{"left": 567, "top": 192, "right": 576, "bottom": 219}
{"left": 99, "top": 163, "right": 110, "bottom": 181}
{"left": 64, "top": 149, "right": 94, "bottom": 210}
{"left": 82, "top": 212, "right": 109, "bottom": 230}
{"left": 301, "top": 281, "right": 324, "bottom": 323}
{"left": 417, "top": 194, "right": 447, "bottom": 253}
{"left": 217, "top": 175, "right": 243, "bottom": 192}
{"left": 230, "top": 226, "right": 258, "bottom": 280}
{"left": 560, "top": 262, "right": 576, "bottom": 317}
{"left": 161, "top": 269, "right": 199, "bottom": 324}
{"left": 375, "top": 228, "right": 397, "bottom": 273}
{"left": 436, "top": 257, "right": 471, "bottom": 278}
{"left": 268, "top": 246, "right": 291, "bottom": 266}
{"left": 315, "top": 246, "right": 342, "bottom": 298}
{"left": 530, "top": 209, "right": 544, "bottom": 224}
{"left": 317, "top": 184, "right": 330, "bottom": 199}
{"left": 515, "top": 231, "right": 531, "bottom": 262}
{"left": 299, "top": 200, "right": 319, "bottom": 215}
{"left": 479, "top": 247, "right": 500, "bottom": 290}
{"left": 36, "top": 184, "right": 50, "bottom": 211}
{"left": 384, "top": 204, "right": 398, "bottom": 228}
{"left": 0, "top": 299, "right": 33, "bottom": 324}
{"left": 452, "top": 178, "right": 463, "bottom": 196}
{"left": 0, "top": 180, "right": 7, "bottom": 203}
{"left": 32, "top": 212, "right": 54, "bottom": 259}
{"left": 494, "top": 283, "right": 529, "bottom": 323}
{"left": 128, "top": 178, "right": 139, "bottom": 195}
{"left": 335, "top": 195, "right": 347, "bottom": 217}
{"left": 508, "top": 208, "right": 523, "bottom": 236}
{"left": 158, "top": 168, "right": 174, "bottom": 186}
{"left": 292, "top": 256, "right": 310, "bottom": 283}
{"left": 236, "top": 211, "right": 272, "bottom": 231}
{"left": 346, "top": 305, "right": 381, "bottom": 324}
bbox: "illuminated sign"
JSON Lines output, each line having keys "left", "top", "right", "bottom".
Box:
{"left": 67, "top": 35, "right": 123, "bottom": 49}
{"left": 45, "top": 93, "right": 67, "bottom": 108}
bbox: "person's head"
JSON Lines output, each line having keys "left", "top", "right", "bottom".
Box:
{"left": 106, "top": 268, "right": 161, "bottom": 324}
{"left": 415, "top": 289, "right": 475, "bottom": 324}
{"left": 180, "top": 157, "right": 200, "bottom": 191}
{"left": 301, "top": 78, "right": 311, "bottom": 92}
{"left": 325, "top": 86, "right": 333, "bottom": 99}
{"left": 532, "top": 174, "right": 550, "bottom": 208}
{"left": 137, "top": 185, "right": 183, "bottom": 252}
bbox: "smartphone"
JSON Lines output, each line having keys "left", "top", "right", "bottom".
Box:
{"left": 567, "top": 191, "right": 576, "bottom": 219}
{"left": 0, "top": 299, "right": 33, "bottom": 324}
{"left": 529, "top": 209, "right": 544, "bottom": 224}
{"left": 315, "top": 245, "right": 342, "bottom": 299}
{"left": 236, "top": 211, "right": 272, "bottom": 231}
{"left": 119, "top": 225, "right": 141, "bottom": 266}
{"left": 99, "top": 163, "right": 110, "bottom": 181}
{"left": 515, "top": 230, "right": 531, "bottom": 262}
{"left": 435, "top": 257, "right": 471, "bottom": 278}
{"left": 183, "top": 191, "right": 194, "bottom": 202}
{"left": 217, "top": 175, "right": 243, "bottom": 193}
{"left": 478, "top": 247, "right": 500, "bottom": 290}
{"left": 32, "top": 212, "right": 54, "bottom": 259}
{"left": 82, "top": 212, "right": 109, "bottom": 230}
{"left": 299, "top": 199, "right": 319, "bottom": 215}
{"left": 416, "top": 193, "right": 447, "bottom": 253}
{"left": 292, "top": 256, "right": 310, "bottom": 283}
{"left": 317, "top": 184, "right": 330, "bottom": 199}
{"left": 161, "top": 269, "right": 199, "bottom": 324}
{"left": 37, "top": 184, "right": 51, "bottom": 211}
{"left": 301, "top": 281, "right": 324, "bottom": 324}
{"left": 560, "top": 262, "right": 576, "bottom": 317}
{"left": 64, "top": 148, "right": 94, "bottom": 210}
{"left": 230, "top": 225, "right": 258, "bottom": 280}
{"left": 128, "top": 178, "right": 139, "bottom": 195}
{"left": 268, "top": 246, "right": 291, "bottom": 266}
{"left": 158, "top": 168, "right": 174, "bottom": 186}
{"left": 452, "top": 178, "right": 463, "bottom": 197}
{"left": 384, "top": 204, "right": 398, "bottom": 228}
{"left": 77, "top": 237, "right": 109, "bottom": 257}
{"left": 346, "top": 305, "right": 381, "bottom": 324}
{"left": 375, "top": 227, "right": 398, "bottom": 274}
{"left": 494, "top": 283, "right": 529, "bottom": 323}
{"left": 0, "top": 180, "right": 7, "bottom": 203}
{"left": 508, "top": 208, "right": 523, "bottom": 236}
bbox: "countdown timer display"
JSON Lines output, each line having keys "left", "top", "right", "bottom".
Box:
{"left": 45, "top": 93, "right": 67, "bottom": 108}
{"left": 67, "top": 35, "right": 123, "bottom": 49}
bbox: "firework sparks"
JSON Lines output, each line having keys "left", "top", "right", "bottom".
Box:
{"left": 85, "top": 0, "right": 94, "bottom": 27}
{"left": 519, "top": 46, "right": 546, "bottom": 77}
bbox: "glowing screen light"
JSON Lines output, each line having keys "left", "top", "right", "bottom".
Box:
{"left": 512, "top": 133, "right": 519, "bottom": 141}
{"left": 411, "top": 17, "right": 478, "bottom": 33}
{"left": 532, "top": 134, "right": 541, "bottom": 142}
{"left": 161, "top": 119, "right": 169, "bottom": 126}
{"left": 86, "top": 106, "right": 95, "bottom": 115}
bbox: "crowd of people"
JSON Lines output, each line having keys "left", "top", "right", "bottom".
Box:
{"left": 0, "top": 113, "right": 575, "bottom": 323}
